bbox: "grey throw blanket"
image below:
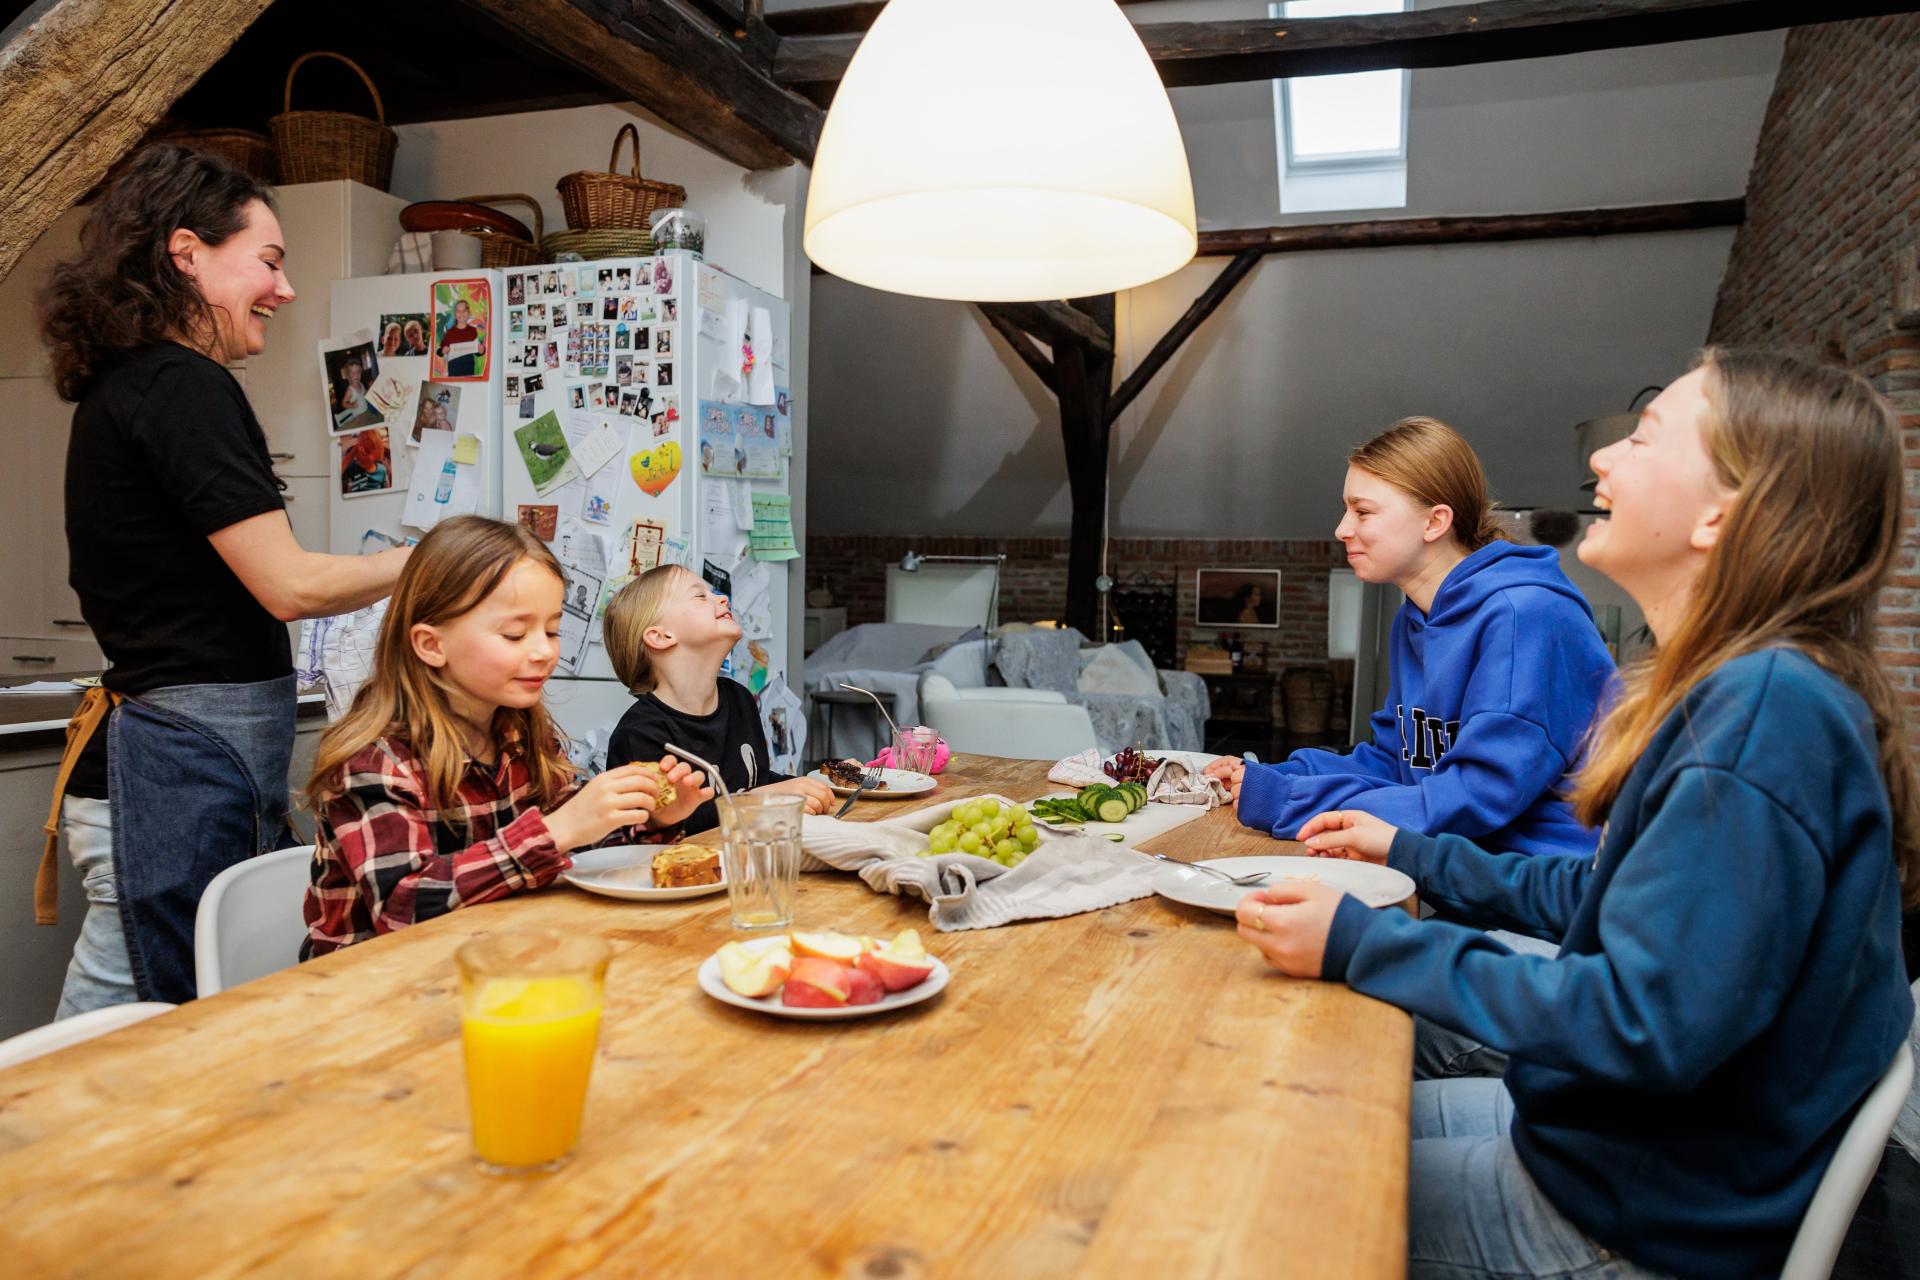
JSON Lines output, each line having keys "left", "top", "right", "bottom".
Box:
{"left": 799, "top": 815, "right": 1162, "bottom": 931}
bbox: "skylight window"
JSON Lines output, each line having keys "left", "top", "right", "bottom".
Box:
{"left": 1272, "top": 0, "right": 1410, "bottom": 213}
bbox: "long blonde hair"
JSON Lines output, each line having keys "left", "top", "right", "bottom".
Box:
{"left": 1571, "top": 348, "right": 1920, "bottom": 909}
{"left": 602, "top": 564, "right": 691, "bottom": 695}
{"left": 1348, "top": 416, "right": 1507, "bottom": 551}
{"left": 306, "top": 516, "right": 576, "bottom": 819}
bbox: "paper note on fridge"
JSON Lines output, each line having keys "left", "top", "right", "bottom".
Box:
{"left": 403, "top": 428, "right": 479, "bottom": 532}
{"left": 567, "top": 420, "right": 624, "bottom": 480}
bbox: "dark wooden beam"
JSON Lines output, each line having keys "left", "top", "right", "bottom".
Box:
{"left": 0, "top": 0, "right": 274, "bottom": 282}
{"left": 1196, "top": 198, "right": 1744, "bottom": 257}
{"left": 775, "top": 0, "right": 1920, "bottom": 87}
{"left": 977, "top": 305, "right": 1056, "bottom": 391}
{"left": 1107, "top": 249, "right": 1262, "bottom": 423}
{"left": 988, "top": 300, "right": 1114, "bottom": 357}
{"left": 766, "top": 0, "right": 1158, "bottom": 38}
{"left": 1055, "top": 294, "right": 1118, "bottom": 636}
{"left": 456, "top": 0, "right": 821, "bottom": 168}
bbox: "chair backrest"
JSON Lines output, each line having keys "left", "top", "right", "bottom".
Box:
{"left": 1779, "top": 1041, "right": 1916, "bottom": 1280}
{"left": 194, "top": 845, "right": 316, "bottom": 998}
{"left": 919, "top": 672, "right": 1099, "bottom": 760}
{"left": 0, "top": 1002, "right": 175, "bottom": 1071}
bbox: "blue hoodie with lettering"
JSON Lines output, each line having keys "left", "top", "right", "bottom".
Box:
{"left": 1237, "top": 540, "right": 1615, "bottom": 855}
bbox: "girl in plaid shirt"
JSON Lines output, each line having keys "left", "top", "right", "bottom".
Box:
{"left": 301, "top": 516, "right": 709, "bottom": 956}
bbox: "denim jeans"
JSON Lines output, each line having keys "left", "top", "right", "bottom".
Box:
{"left": 55, "top": 796, "right": 135, "bottom": 1018}
{"left": 1410, "top": 1079, "right": 1674, "bottom": 1280}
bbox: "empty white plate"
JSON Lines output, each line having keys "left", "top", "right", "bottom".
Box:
{"left": 562, "top": 845, "right": 728, "bottom": 901}
{"left": 1153, "top": 855, "right": 1414, "bottom": 916}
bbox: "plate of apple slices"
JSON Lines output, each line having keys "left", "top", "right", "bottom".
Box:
{"left": 697, "top": 928, "right": 949, "bottom": 1020}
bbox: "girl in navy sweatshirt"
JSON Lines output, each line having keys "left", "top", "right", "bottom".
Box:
{"left": 1238, "top": 350, "right": 1918, "bottom": 1279}
{"left": 1211, "top": 418, "right": 1615, "bottom": 857}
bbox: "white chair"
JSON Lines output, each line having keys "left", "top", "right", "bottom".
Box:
{"left": 0, "top": 1002, "right": 175, "bottom": 1070}
{"left": 1780, "top": 1041, "right": 1916, "bottom": 1280}
{"left": 918, "top": 672, "right": 1099, "bottom": 760}
{"left": 193, "top": 845, "right": 315, "bottom": 998}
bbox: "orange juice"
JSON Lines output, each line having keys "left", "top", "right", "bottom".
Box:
{"left": 461, "top": 976, "right": 602, "bottom": 1171}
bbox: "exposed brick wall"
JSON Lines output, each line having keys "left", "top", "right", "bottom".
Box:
{"left": 805, "top": 534, "right": 1349, "bottom": 729}
{"left": 1707, "top": 15, "right": 1920, "bottom": 723}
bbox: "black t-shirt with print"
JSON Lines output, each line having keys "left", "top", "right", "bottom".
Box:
{"left": 64, "top": 343, "right": 290, "bottom": 798}
{"left": 607, "top": 679, "right": 790, "bottom": 836}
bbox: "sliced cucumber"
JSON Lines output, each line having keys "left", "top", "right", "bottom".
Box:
{"left": 1094, "top": 794, "right": 1132, "bottom": 823}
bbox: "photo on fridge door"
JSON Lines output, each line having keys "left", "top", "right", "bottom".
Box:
{"left": 430, "top": 278, "right": 492, "bottom": 381}
{"left": 320, "top": 334, "right": 384, "bottom": 432}
{"left": 338, "top": 427, "right": 394, "bottom": 498}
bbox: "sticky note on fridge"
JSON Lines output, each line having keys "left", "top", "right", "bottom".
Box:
{"left": 452, "top": 433, "right": 480, "bottom": 465}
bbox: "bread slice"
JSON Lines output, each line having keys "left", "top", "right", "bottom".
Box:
{"left": 651, "top": 844, "right": 720, "bottom": 888}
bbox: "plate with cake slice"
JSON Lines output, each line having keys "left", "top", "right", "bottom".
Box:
{"left": 562, "top": 844, "right": 728, "bottom": 901}
{"left": 810, "top": 759, "right": 937, "bottom": 799}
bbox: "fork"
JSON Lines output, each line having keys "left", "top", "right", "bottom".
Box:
{"left": 834, "top": 762, "right": 883, "bottom": 818}
{"left": 1151, "top": 853, "right": 1268, "bottom": 886}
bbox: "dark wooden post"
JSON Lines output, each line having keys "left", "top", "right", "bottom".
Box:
{"left": 1055, "top": 294, "right": 1115, "bottom": 636}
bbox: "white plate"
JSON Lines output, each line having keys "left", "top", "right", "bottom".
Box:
{"left": 809, "top": 767, "right": 938, "bottom": 800}
{"left": 696, "top": 951, "right": 950, "bottom": 1020}
{"left": 562, "top": 845, "right": 728, "bottom": 901}
{"left": 1153, "top": 855, "right": 1414, "bottom": 916}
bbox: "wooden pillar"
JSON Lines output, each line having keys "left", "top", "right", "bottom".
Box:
{"left": 1055, "top": 294, "right": 1115, "bottom": 636}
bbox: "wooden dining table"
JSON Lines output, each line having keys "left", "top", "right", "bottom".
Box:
{"left": 0, "top": 755, "right": 1412, "bottom": 1279}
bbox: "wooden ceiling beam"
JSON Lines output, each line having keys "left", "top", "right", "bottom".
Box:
{"left": 766, "top": 0, "right": 1158, "bottom": 39}
{"left": 0, "top": 0, "right": 274, "bottom": 282}
{"left": 456, "top": 0, "right": 822, "bottom": 168}
{"left": 1107, "top": 248, "right": 1262, "bottom": 423}
{"left": 775, "top": 0, "right": 1920, "bottom": 87}
{"left": 1196, "top": 198, "right": 1745, "bottom": 257}
{"left": 977, "top": 305, "right": 1057, "bottom": 391}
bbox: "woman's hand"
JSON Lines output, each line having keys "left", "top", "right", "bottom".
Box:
{"left": 1235, "top": 882, "right": 1345, "bottom": 978}
{"left": 753, "top": 776, "right": 836, "bottom": 815}
{"left": 545, "top": 764, "right": 666, "bottom": 852}
{"left": 1295, "top": 808, "right": 1397, "bottom": 863}
{"left": 642, "top": 754, "right": 713, "bottom": 829}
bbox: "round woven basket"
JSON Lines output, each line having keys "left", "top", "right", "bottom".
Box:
{"left": 161, "top": 127, "right": 278, "bottom": 183}
{"left": 458, "top": 193, "right": 545, "bottom": 268}
{"left": 271, "top": 52, "right": 397, "bottom": 190}
{"left": 555, "top": 124, "right": 685, "bottom": 231}
{"left": 542, "top": 227, "right": 655, "bottom": 262}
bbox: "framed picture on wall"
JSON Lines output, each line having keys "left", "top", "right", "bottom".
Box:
{"left": 1195, "top": 568, "right": 1281, "bottom": 628}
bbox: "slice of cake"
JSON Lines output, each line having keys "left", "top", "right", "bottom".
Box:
{"left": 651, "top": 844, "right": 721, "bottom": 888}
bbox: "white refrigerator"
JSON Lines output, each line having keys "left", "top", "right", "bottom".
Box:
{"left": 329, "top": 252, "right": 797, "bottom": 759}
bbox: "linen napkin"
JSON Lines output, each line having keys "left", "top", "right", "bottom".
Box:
{"left": 1047, "top": 749, "right": 1109, "bottom": 788}
{"left": 798, "top": 815, "right": 1161, "bottom": 931}
{"left": 1145, "top": 757, "right": 1233, "bottom": 810}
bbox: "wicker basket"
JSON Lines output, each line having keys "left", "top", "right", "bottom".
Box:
{"left": 458, "top": 193, "right": 544, "bottom": 268}
{"left": 270, "top": 52, "right": 397, "bottom": 190}
{"left": 555, "top": 124, "right": 685, "bottom": 231}
{"left": 161, "top": 127, "right": 279, "bottom": 183}
{"left": 541, "top": 227, "right": 655, "bottom": 262}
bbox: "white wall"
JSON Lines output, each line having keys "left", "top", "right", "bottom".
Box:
{"left": 805, "top": 23, "right": 1784, "bottom": 539}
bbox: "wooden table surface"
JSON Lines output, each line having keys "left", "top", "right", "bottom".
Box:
{"left": 0, "top": 755, "right": 1411, "bottom": 1280}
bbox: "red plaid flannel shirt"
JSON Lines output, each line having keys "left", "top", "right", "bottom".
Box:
{"left": 302, "top": 732, "right": 676, "bottom": 957}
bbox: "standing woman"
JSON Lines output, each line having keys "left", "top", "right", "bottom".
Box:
{"left": 1210, "top": 419, "right": 1615, "bottom": 858}
{"left": 36, "top": 144, "right": 411, "bottom": 1013}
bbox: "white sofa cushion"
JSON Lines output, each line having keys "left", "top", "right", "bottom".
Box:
{"left": 1077, "top": 645, "right": 1161, "bottom": 696}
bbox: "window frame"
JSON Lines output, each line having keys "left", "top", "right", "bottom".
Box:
{"left": 1271, "top": 0, "right": 1412, "bottom": 176}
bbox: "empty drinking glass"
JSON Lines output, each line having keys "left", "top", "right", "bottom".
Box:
{"left": 892, "top": 725, "right": 940, "bottom": 775}
{"left": 716, "top": 793, "right": 804, "bottom": 932}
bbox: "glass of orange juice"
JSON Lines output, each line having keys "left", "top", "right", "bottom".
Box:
{"left": 456, "top": 929, "right": 611, "bottom": 1175}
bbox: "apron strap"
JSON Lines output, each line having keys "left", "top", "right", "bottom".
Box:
{"left": 37, "top": 687, "right": 121, "bottom": 926}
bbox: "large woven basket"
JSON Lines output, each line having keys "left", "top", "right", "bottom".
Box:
{"left": 556, "top": 124, "right": 685, "bottom": 231}
{"left": 271, "top": 52, "right": 397, "bottom": 190}
{"left": 161, "top": 127, "right": 278, "bottom": 183}
{"left": 459, "top": 193, "right": 544, "bottom": 268}
{"left": 542, "top": 227, "right": 654, "bottom": 262}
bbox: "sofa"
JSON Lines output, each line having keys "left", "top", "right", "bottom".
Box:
{"left": 989, "top": 628, "right": 1209, "bottom": 754}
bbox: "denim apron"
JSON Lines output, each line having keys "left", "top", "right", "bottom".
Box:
{"left": 106, "top": 675, "right": 297, "bottom": 1002}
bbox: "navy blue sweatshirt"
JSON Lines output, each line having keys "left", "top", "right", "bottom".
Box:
{"left": 1238, "top": 541, "right": 1615, "bottom": 856}
{"left": 1322, "top": 649, "right": 1913, "bottom": 1279}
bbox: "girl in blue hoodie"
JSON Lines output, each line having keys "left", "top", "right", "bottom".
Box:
{"left": 1238, "top": 350, "right": 1918, "bottom": 1280}
{"left": 1212, "top": 418, "right": 1615, "bottom": 857}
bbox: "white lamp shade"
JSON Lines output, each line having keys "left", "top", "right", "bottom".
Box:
{"left": 803, "top": 0, "right": 1198, "bottom": 302}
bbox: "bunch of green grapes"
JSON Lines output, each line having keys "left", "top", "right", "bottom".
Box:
{"left": 923, "top": 797, "right": 1042, "bottom": 866}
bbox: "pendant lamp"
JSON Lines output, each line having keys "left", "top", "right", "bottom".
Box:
{"left": 803, "top": 0, "right": 1198, "bottom": 303}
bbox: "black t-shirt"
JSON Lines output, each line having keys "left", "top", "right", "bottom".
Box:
{"left": 607, "top": 679, "right": 789, "bottom": 836}
{"left": 65, "top": 343, "right": 291, "bottom": 798}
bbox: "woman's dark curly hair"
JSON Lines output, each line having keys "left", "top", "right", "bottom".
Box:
{"left": 38, "top": 143, "right": 275, "bottom": 402}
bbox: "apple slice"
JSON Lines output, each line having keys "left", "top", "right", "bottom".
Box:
{"left": 878, "top": 928, "right": 926, "bottom": 963}
{"left": 782, "top": 957, "right": 852, "bottom": 1007}
{"left": 717, "top": 939, "right": 791, "bottom": 998}
{"left": 857, "top": 945, "right": 935, "bottom": 993}
{"left": 841, "top": 964, "right": 886, "bottom": 1006}
{"left": 789, "top": 930, "right": 866, "bottom": 963}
